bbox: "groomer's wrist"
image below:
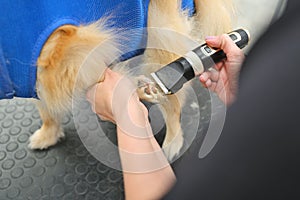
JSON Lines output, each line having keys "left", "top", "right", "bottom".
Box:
{"left": 113, "top": 93, "right": 148, "bottom": 123}
{"left": 124, "top": 94, "right": 148, "bottom": 124}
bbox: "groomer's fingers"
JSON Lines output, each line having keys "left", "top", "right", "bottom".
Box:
{"left": 205, "top": 79, "right": 212, "bottom": 88}
{"left": 215, "top": 61, "right": 224, "bottom": 70}
{"left": 86, "top": 83, "right": 100, "bottom": 113}
{"left": 208, "top": 68, "right": 219, "bottom": 82}
{"left": 199, "top": 72, "right": 210, "bottom": 83}
{"left": 205, "top": 34, "right": 242, "bottom": 57}
{"left": 199, "top": 68, "right": 219, "bottom": 84}
{"left": 204, "top": 79, "right": 218, "bottom": 92}
{"left": 86, "top": 82, "right": 115, "bottom": 122}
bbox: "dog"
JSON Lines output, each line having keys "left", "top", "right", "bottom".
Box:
{"left": 27, "top": 0, "right": 233, "bottom": 161}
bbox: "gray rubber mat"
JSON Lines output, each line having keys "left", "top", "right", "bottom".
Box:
{"left": 0, "top": 80, "right": 214, "bottom": 200}
{"left": 0, "top": 98, "right": 125, "bottom": 200}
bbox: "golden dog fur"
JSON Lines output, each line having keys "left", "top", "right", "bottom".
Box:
{"left": 29, "top": 0, "right": 233, "bottom": 161}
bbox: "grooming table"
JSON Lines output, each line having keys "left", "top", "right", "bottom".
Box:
{"left": 0, "top": 79, "right": 213, "bottom": 200}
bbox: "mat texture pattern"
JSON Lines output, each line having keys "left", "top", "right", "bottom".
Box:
{"left": 0, "top": 80, "right": 213, "bottom": 200}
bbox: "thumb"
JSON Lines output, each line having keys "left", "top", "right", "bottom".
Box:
{"left": 205, "top": 34, "right": 241, "bottom": 56}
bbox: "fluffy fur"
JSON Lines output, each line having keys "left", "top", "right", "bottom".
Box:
{"left": 29, "top": 0, "right": 233, "bottom": 161}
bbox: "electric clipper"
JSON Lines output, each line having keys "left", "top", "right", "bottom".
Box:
{"left": 150, "top": 28, "right": 250, "bottom": 94}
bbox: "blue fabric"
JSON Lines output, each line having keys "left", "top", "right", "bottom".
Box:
{"left": 0, "top": 44, "right": 14, "bottom": 99}
{"left": 182, "top": 0, "right": 195, "bottom": 16}
{"left": 0, "top": 0, "right": 194, "bottom": 99}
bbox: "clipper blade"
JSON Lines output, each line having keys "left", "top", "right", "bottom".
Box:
{"left": 150, "top": 72, "right": 170, "bottom": 95}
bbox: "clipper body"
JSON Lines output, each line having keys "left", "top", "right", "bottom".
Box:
{"left": 151, "top": 29, "right": 250, "bottom": 94}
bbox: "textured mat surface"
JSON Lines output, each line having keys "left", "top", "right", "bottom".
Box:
{"left": 0, "top": 80, "right": 215, "bottom": 200}
{"left": 0, "top": 98, "right": 125, "bottom": 200}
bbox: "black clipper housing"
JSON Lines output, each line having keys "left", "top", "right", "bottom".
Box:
{"left": 150, "top": 28, "right": 250, "bottom": 94}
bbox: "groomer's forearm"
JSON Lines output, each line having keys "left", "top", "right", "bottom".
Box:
{"left": 116, "top": 99, "right": 176, "bottom": 200}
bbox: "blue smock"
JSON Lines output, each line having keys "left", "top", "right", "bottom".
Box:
{"left": 0, "top": 0, "right": 194, "bottom": 99}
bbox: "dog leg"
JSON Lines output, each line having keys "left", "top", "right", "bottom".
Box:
{"left": 29, "top": 101, "right": 64, "bottom": 149}
{"left": 139, "top": 0, "right": 191, "bottom": 160}
{"left": 136, "top": 75, "right": 184, "bottom": 161}
{"left": 161, "top": 95, "right": 184, "bottom": 161}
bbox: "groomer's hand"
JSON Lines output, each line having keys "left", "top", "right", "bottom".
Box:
{"left": 86, "top": 68, "right": 147, "bottom": 123}
{"left": 86, "top": 68, "right": 121, "bottom": 123}
{"left": 87, "top": 69, "right": 174, "bottom": 200}
{"left": 199, "top": 34, "right": 245, "bottom": 105}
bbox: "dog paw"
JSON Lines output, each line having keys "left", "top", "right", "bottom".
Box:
{"left": 162, "top": 133, "right": 184, "bottom": 161}
{"left": 28, "top": 128, "right": 65, "bottom": 150}
{"left": 136, "top": 75, "right": 166, "bottom": 103}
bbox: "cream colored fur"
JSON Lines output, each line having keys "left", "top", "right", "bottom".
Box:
{"left": 29, "top": 0, "right": 233, "bottom": 160}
